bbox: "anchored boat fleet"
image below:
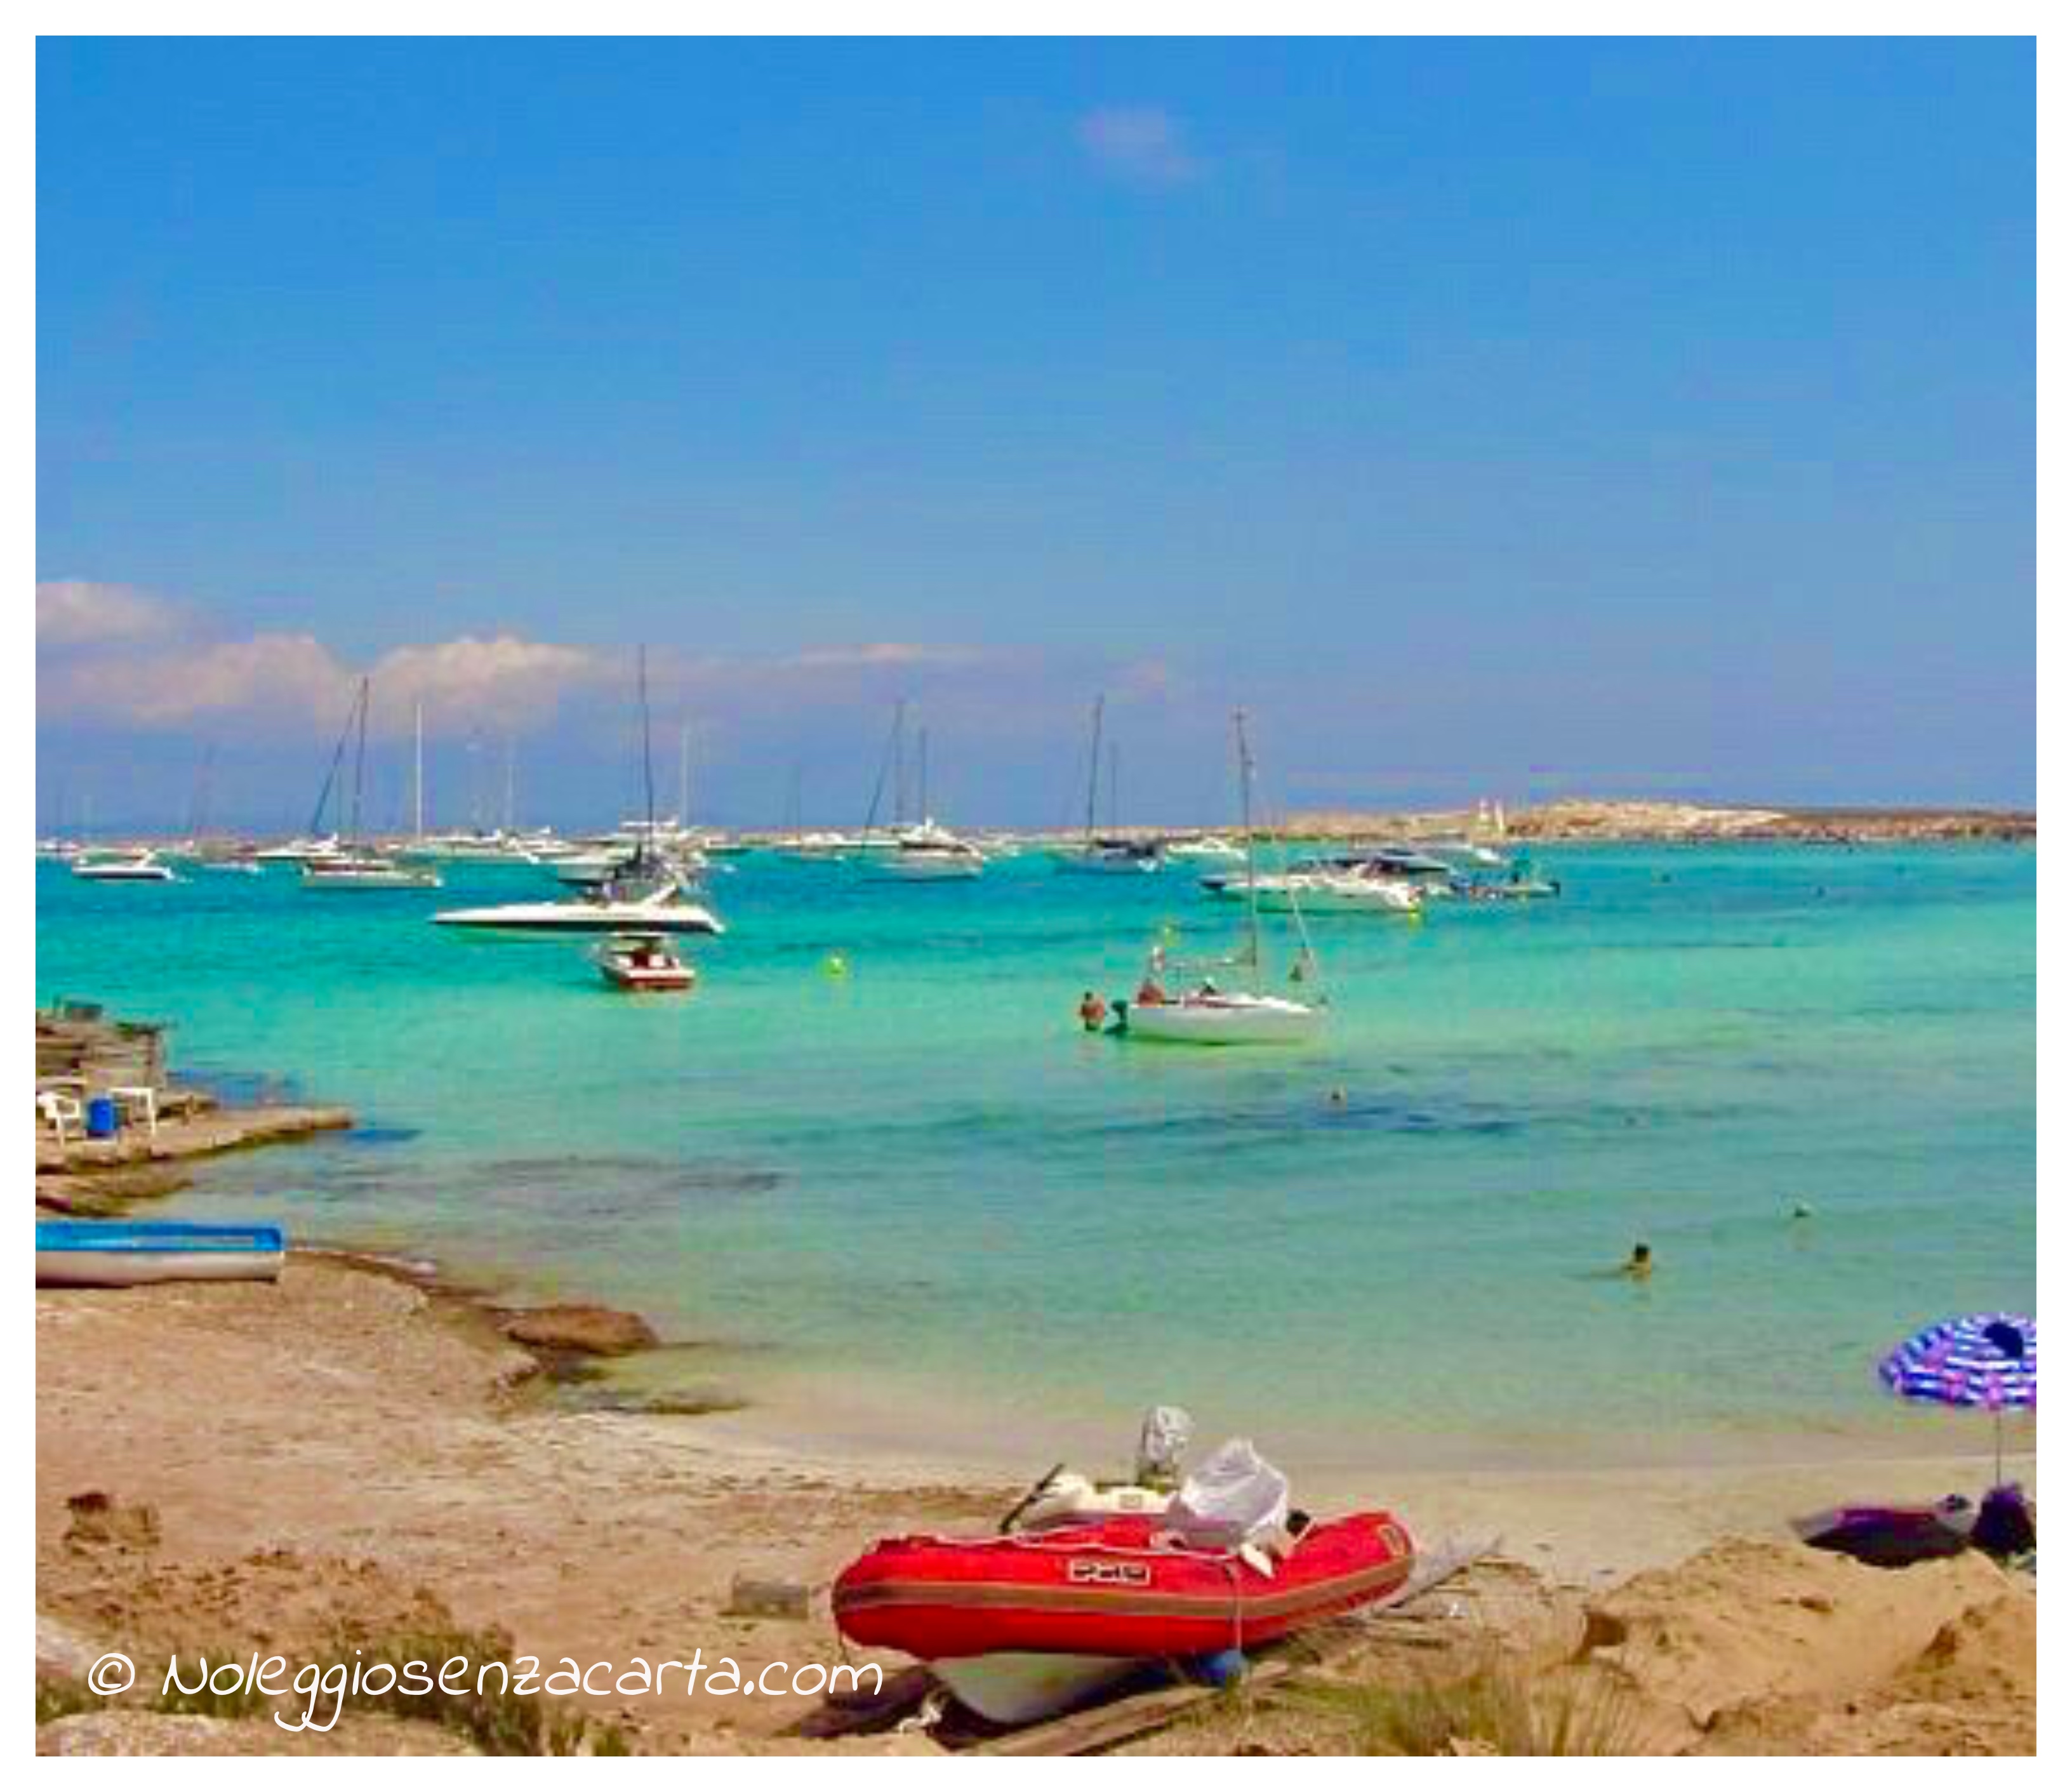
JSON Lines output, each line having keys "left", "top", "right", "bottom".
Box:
{"left": 48, "top": 670, "right": 1552, "bottom": 1028}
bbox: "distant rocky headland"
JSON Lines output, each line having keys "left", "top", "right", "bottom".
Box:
{"left": 1277, "top": 799, "right": 2035, "bottom": 844}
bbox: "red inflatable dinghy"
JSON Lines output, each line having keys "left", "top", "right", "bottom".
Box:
{"left": 834, "top": 1510, "right": 1416, "bottom": 1664}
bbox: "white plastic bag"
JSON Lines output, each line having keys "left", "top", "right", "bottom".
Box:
{"left": 1166, "top": 1437, "right": 1290, "bottom": 1548}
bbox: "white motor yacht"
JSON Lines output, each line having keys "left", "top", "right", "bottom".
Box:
{"left": 1207, "top": 868, "right": 1423, "bottom": 914}
{"left": 870, "top": 819, "right": 985, "bottom": 880}
{"left": 434, "top": 875, "right": 724, "bottom": 936}
{"left": 71, "top": 849, "right": 176, "bottom": 883}
{"left": 254, "top": 834, "right": 340, "bottom": 864}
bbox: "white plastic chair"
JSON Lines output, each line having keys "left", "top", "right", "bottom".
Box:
{"left": 109, "top": 1085, "right": 160, "bottom": 1139}
{"left": 36, "top": 1090, "right": 84, "bottom": 1143}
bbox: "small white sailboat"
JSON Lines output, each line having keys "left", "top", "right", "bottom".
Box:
{"left": 861, "top": 707, "right": 985, "bottom": 880}
{"left": 1054, "top": 698, "right": 1165, "bottom": 875}
{"left": 303, "top": 853, "right": 443, "bottom": 890}
{"left": 1118, "top": 712, "right": 1326, "bottom": 1047}
{"left": 1164, "top": 834, "right": 1246, "bottom": 865}
{"left": 298, "top": 682, "right": 442, "bottom": 890}
{"left": 1120, "top": 983, "right": 1324, "bottom": 1044}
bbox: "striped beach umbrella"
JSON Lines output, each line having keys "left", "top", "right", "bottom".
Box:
{"left": 1878, "top": 1312, "right": 2036, "bottom": 1482}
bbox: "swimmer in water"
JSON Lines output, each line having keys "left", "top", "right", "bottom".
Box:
{"left": 1621, "top": 1242, "right": 1653, "bottom": 1280}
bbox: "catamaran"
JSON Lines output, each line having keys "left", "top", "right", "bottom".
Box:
{"left": 1117, "top": 712, "right": 1326, "bottom": 1046}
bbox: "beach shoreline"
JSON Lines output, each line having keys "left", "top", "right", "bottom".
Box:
{"left": 36, "top": 1251, "right": 2035, "bottom": 1755}
{"left": 48, "top": 1139, "right": 2029, "bottom": 1490}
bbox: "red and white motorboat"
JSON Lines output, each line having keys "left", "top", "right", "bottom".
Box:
{"left": 593, "top": 931, "right": 696, "bottom": 993}
{"left": 833, "top": 1509, "right": 1416, "bottom": 1723}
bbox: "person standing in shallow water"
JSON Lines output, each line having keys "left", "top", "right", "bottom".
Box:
{"left": 1077, "top": 990, "right": 1108, "bottom": 1032}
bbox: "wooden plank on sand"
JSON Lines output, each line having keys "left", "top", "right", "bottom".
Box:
{"left": 961, "top": 1537, "right": 1496, "bottom": 1758}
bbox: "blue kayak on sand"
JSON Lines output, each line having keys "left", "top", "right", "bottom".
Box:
{"left": 36, "top": 1218, "right": 287, "bottom": 1288}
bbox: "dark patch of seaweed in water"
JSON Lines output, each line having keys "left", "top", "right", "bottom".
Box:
{"left": 482, "top": 1155, "right": 783, "bottom": 1200}
{"left": 184, "top": 1065, "right": 312, "bottom": 1108}
{"left": 345, "top": 1124, "right": 423, "bottom": 1148}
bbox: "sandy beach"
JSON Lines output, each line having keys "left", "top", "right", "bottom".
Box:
{"left": 35, "top": 1254, "right": 2035, "bottom": 1755}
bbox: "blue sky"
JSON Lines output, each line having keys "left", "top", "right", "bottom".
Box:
{"left": 38, "top": 37, "right": 2035, "bottom": 829}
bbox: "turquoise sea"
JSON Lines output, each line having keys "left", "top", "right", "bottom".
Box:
{"left": 36, "top": 845, "right": 2035, "bottom": 1472}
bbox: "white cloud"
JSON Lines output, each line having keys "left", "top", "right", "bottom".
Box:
{"left": 783, "top": 642, "right": 993, "bottom": 673}
{"left": 35, "top": 580, "right": 1167, "bottom": 766}
{"left": 35, "top": 580, "right": 185, "bottom": 649}
{"left": 1077, "top": 107, "right": 1201, "bottom": 187}
{"left": 36, "top": 580, "right": 609, "bottom": 740}
{"left": 368, "top": 635, "right": 609, "bottom": 733}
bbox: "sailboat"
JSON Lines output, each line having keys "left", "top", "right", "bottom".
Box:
{"left": 434, "top": 649, "right": 724, "bottom": 938}
{"left": 301, "top": 682, "right": 442, "bottom": 889}
{"left": 182, "top": 745, "right": 261, "bottom": 873}
{"left": 862, "top": 703, "right": 984, "bottom": 881}
{"left": 1053, "top": 697, "right": 1163, "bottom": 874}
{"left": 1116, "top": 712, "right": 1325, "bottom": 1045}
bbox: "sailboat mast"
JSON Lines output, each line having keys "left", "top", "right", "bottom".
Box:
{"left": 1108, "top": 741, "right": 1120, "bottom": 833}
{"left": 310, "top": 695, "right": 355, "bottom": 837}
{"left": 189, "top": 742, "right": 216, "bottom": 842}
{"left": 1236, "top": 708, "right": 1262, "bottom": 990}
{"left": 678, "top": 722, "right": 691, "bottom": 827}
{"left": 918, "top": 726, "right": 930, "bottom": 821}
{"left": 892, "top": 699, "right": 908, "bottom": 830}
{"left": 1082, "top": 695, "right": 1105, "bottom": 844}
{"left": 349, "top": 679, "right": 370, "bottom": 844}
{"left": 413, "top": 701, "right": 425, "bottom": 839}
{"left": 504, "top": 733, "right": 516, "bottom": 832}
{"left": 637, "top": 648, "right": 656, "bottom": 856}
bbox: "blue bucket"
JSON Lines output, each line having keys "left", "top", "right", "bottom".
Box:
{"left": 84, "top": 1096, "right": 118, "bottom": 1139}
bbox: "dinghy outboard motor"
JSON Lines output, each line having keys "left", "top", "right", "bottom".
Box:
{"left": 1136, "top": 1404, "right": 1194, "bottom": 1490}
